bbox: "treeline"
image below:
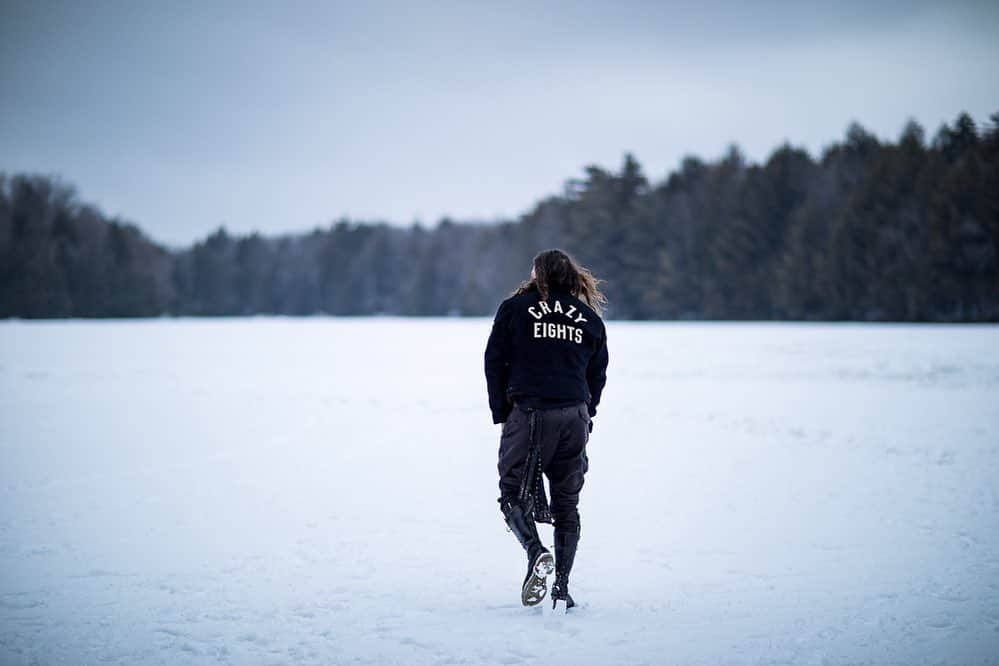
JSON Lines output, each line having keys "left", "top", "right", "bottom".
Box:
{"left": 1, "top": 111, "right": 997, "bottom": 320}
{"left": 0, "top": 176, "right": 174, "bottom": 318}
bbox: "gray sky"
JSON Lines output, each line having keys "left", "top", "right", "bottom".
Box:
{"left": 2, "top": 0, "right": 998, "bottom": 246}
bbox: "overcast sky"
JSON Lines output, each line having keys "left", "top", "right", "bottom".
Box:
{"left": 1, "top": 0, "right": 997, "bottom": 246}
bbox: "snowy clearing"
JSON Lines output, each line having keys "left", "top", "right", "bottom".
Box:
{"left": 1, "top": 319, "right": 998, "bottom": 665}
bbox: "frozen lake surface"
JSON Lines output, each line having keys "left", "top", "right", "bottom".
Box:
{"left": 1, "top": 319, "right": 998, "bottom": 665}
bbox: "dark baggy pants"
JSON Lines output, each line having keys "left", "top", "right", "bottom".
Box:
{"left": 497, "top": 402, "right": 590, "bottom": 535}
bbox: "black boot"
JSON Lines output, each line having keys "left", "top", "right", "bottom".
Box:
{"left": 501, "top": 498, "right": 554, "bottom": 606}
{"left": 551, "top": 529, "right": 579, "bottom": 611}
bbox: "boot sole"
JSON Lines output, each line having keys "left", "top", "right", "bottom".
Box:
{"left": 521, "top": 552, "right": 554, "bottom": 607}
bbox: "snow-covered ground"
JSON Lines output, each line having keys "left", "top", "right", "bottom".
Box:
{"left": 1, "top": 319, "right": 998, "bottom": 665}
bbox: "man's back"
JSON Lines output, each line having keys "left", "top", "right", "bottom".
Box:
{"left": 484, "top": 286, "right": 608, "bottom": 425}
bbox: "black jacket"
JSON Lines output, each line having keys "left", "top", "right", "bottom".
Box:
{"left": 484, "top": 286, "right": 608, "bottom": 424}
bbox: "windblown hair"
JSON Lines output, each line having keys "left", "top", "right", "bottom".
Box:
{"left": 514, "top": 249, "right": 607, "bottom": 315}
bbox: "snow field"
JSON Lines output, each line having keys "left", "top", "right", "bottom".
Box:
{"left": 1, "top": 319, "right": 998, "bottom": 665}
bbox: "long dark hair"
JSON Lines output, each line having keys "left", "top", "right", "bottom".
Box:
{"left": 513, "top": 249, "right": 607, "bottom": 315}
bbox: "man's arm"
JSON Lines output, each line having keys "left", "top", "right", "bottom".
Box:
{"left": 484, "top": 300, "right": 513, "bottom": 424}
{"left": 585, "top": 326, "right": 608, "bottom": 418}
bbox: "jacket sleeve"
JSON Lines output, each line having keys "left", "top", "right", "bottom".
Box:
{"left": 585, "top": 325, "right": 608, "bottom": 418}
{"left": 484, "top": 299, "right": 514, "bottom": 424}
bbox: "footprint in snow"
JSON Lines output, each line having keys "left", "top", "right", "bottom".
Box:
{"left": 924, "top": 613, "right": 956, "bottom": 630}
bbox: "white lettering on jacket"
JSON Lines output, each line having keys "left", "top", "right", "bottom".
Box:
{"left": 530, "top": 299, "right": 586, "bottom": 344}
